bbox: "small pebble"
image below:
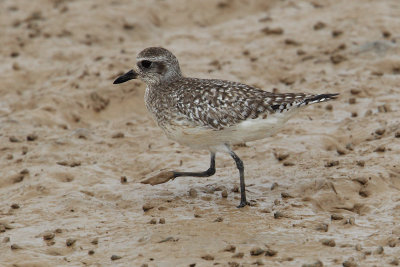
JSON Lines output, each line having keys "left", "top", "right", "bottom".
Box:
{"left": 112, "top": 132, "right": 124, "bottom": 138}
{"left": 254, "top": 259, "right": 264, "bottom": 265}
{"left": 43, "top": 231, "right": 55, "bottom": 240}
{"left": 395, "top": 131, "right": 400, "bottom": 138}
{"left": 3, "top": 237, "right": 10, "bottom": 243}
{"left": 359, "top": 188, "right": 370, "bottom": 197}
{"left": 88, "top": 250, "right": 95, "bottom": 255}
{"left": 281, "top": 192, "right": 293, "bottom": 198}
{"left": 274, "top": 211, "right": 286, "bottom": 219}
{"left": 11, "top": 203, "right": 20, "bottom": 209}
{"left": 66, "top": 238, "right": 76, "bottom": 247}
{"left": 0, "top": 225, "right": 5, "bottom": 232}
{"left": 390, "top": 258, "right": 399, "bottom": 266}
{"left": 9, "top": 136, "right": 21, "bottom": 143}
{"left": 91, "top": 238, "right": 99, "bottom": 245}
{"left": 224, "top": 245, "right": 236, "bottom": 253}
{"left": 331, "top": 214, "right": 344, "bottom": 220}
{"left": 111, "top": 255, "right": 122, "bottom": 261}
{"left": 330, "top": 54, "right": 346, "bottom": 64}
{"left": 325, "top": 160, "right": 339, "bottom": 167}
{"left": 228, "top": 262, "right": 240, "bottom": 267}
{"left": 355, "top": 244, "right": 362, "bottom": 251}
{"left": 270, "top": 182, "right": 278, "bottom": 190}
{"left": 388, "top": 238, "right": 397, "bottom": 247}
{"left": 316, "top": 223, "right": 329, "bottom": 232}
{"left": 265, "top": 248, "right": 277, "bottom": 256}
{"left": 356, "top": 160, "right": 365, "bottom": 167}
{"left": 232, "top": 185, "right": 239, "bottom": 193}
{"left": 149, "top": 218, "right": 157, "bottom": 224}
{"left": 375, "top": 128, "right": 386, "bottom": 135}
{"left": 27, "top": 133, "right": 38, "bottom": 141}
{"left": 188, "top": 188, "right": 198, "bottom": 198}
{"left": 221, "top": 189, "right": 228, "bottom": 198}
{"left": 120, "top": 176, "right": 127, "bottom": 184}
{"left": 374, "top": 145, "right": 386, "bottom": 152}
{"left": 201, "top": 254, "right": 214, "bottom": 261}
{"left": 142, "top": 203, "right": 154, "bottom": 212}
{"left": 214, "top": 217, "right": 224, "bottom": 222}
{"left": 321, "top": 238, "right": 336, "bottom": 247}
{"left": 374, "top": 246, "right": 384, "bottom": 255}
{"left": 332, "top": 30, "right": 343, "bottom": 37}
{"left": 325, "top": 104, "right": 333, "bottom": 111}
{"left": 301, "top": 260, "right": 323, "bottom": 267}
{"left": 250, "top": 247, "right": 265, "bottom": 256}
{"left": 348, "top": 98, "right": 356, "bottom": 104}
{"left": 261, "top": 27, "right": 284, "bottom": 35}
{"left": 159, "top": 218, "right": 165, "bottom": 224}
{"left": 141, "top": 264, "right": 149, "bottom": 267}
{"left": 232, "top": 252, "right": 244, "bottom": 258}
{"left": 347, "top": 217, "right": 356, "bottom": 225}
{"left": 313, "top": 21, "right": 326, "bottom": 30}
{"left": 11, "top": 244, "right": 21, "bottom": 250}
{"left": 382, "top": 30, "right": 392, "bottom": 38}
{"left": 342, "top": 257, "right": 358, "bottom": 267}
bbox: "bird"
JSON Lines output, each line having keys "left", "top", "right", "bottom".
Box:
{"left": 113, "top": 47, "right": 338, "bottom": 208}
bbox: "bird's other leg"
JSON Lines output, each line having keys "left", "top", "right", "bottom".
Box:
{"left": 228, "top": 147, "right": 249, "bottom": 208}
{"left": 173, "top": 152, "right": 216, "bottom": 178}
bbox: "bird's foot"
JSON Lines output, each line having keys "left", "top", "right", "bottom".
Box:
{"left": 236, "top": 200, "right": 251, "bottom": 208}
{"left": 140, "top": 171, "right": 175, "bottom": 185}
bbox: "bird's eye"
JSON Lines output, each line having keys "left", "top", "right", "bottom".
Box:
{"left": 141, "top": 60, "right": 152, "bottom": 68}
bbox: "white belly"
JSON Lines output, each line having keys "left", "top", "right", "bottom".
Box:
{"left": 161, "top": 112, "right": 294, "bottom": 152}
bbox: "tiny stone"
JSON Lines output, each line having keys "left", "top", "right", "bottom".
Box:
{"left": 351, "top": 112, "right": 358, "bottom": 117}
{"left": 254, "top": 259, "right": 264, "bottom": 265}
{"left": 159, "top": 218, "right": 165, "bottom": 224}
{"left": 66, "top": 238, "right": 76, "bottom": 246}
{"left": 332, "top": 30, "right": 343, "bottom": 37}
{"left": 374, "top": 246, "right": 384, "bottom": 255}
{"left": 350, "top": 89, "right": 361, "bottom": 95}
{"left": 274, "top": 151, "right": 289, "bottom": 161}
{"left": 88, "top": 250, "right": 95, "bottom": 255}
{"left": 284, "top": 39, "right": 300, "bottom": 46}
{"left": 43, "top": 231, "right": 55, "bottom": 240}
{"left": 11, "top": 244, "right": 21, "bottom": 250}
{"left": 321, "top": 238, "right": 336, "bottom": 247}
{"left": 316, "top": 223, "right": 329, "bottom": 232}
{"left": 347, "top": 217, "right": 355, "bottom": 225}
{"left": 141, "top": 264, "right": 149, "bottom": 267}
{"left": 142, "top": 203, "right": 154, "bottom": 212}
{"left": 149, "top": 218, "right": 157, "bottom": 224}
{"left": 325, "top": 160, "right": 339, "bottom": 167}
{"left": 228, "top": 262, "right": 240, "bottom": 267}
{"left": 348, "top": 98, "right": 356, "bottom": 104}
{"left": 359, "top": 188, "right": 370, "bottom": 198}
{"left": 261, "top": 27, "right": 284, "bottom": 35}
{"left": 111, "top": 255, "right": 122, "bottom": 261}
{"left": 188, "top": 188, "right": 198, "bottom": 198}
{"left": 265, "top": 248, "right": 277, "bottom": 257}
{"left": 214, "top": 217, "right": 224, "bottom": 222}
{"left": 250, "top": 247, "right": 265, "bottom": 256}
{"left": 11, "top": 203, "right": 20, "bottom": 209}
{"left": 337, "top": 147, "right": 346, "bottom": 155}
{"left": 375, "top": 128, "right": 385, "bottom": 135}
{"left": 20, "top": 169, "right": 29, "bottom": 175}
{"left": 390, "top": 258, "right": 399, "bottom": 266}
{"left": 301, "top": 260, "right": 323, "bottom": 267}
{"left": 355, "top": 244, "right": 362, "bottom": 251}
{"left": 281, "top": 192, "right": 293, "bottom": 198}
{"left": 331, "top": 214, "right": 344, "bottom": 220}
{"left": 0, "top": 225, "right": 6, "bottom": 232}
{"left": 395, "top": 131, "right": 400, "bottom": 138}
{"left": 374, "top": 145, "right": 386, "bottom": 153}
{"left": 201, "top": 254, "right": 214, "bottom": 261}
{"left": 313, "top": 21, "right": 326, "bottom": 30}
{"left": 342, "top": 257, "right": 359, "bottom": 267}
{"left": 330, "top": 54, "right": 346, "bottom": 64}
{"left": 382, "top": 30, "right": 391, "bottom": 38}
{"left": 232, "top": 252, "right": 244, "bottom": 258}
{"left": 112, "top": 132, "right": 124, "bottom": 138}
{"left": 3, "top": 237, "right": 10, "bottom": 243}
{"left": 270, "top": 182, "right": 278, "bottom": 190}
{"left": 356, "top": 160, "right": 365, "bottom": 167}
{"left": 9, "top": 136, "right": 21, "bottom": 143}
{"left": 283, "top": 161, "right": 295, "bottom": 166}
{"left": 27, "top": 133, "right": 38, "bottom": 141}
{"left": 388, "top": 238, "right": 397, "bottom": 247}
{"left": 221, "top": 189, "right": 228, "bottom": 198}
{"left": 325, "top": 104, "right": 333, "bottom": 111}
{"left": 91, "top": 238, "right": 99, "bottom": 245}
{"left": 274, "top": 211, "right": 286, "bottom": 219}
{"left": 224, "top": 245, "right": 236, "bottom": 252}
{"left": 232, "top": 185, "right": 239, "bottom": 193}
{"left": 120, "top": 176, "right": 127, "bottom": 184}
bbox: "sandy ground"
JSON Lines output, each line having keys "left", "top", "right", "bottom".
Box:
{"left": 1, "top": 0, "right": 400, "bottom": 266}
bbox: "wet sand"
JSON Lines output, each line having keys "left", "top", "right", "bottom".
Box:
{"left": 1, "top": 0, "right": 400, "bottom": 266}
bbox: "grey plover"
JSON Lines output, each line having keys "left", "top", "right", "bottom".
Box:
{"left": 114, "top": 47, "right": 338, "bottom": 208}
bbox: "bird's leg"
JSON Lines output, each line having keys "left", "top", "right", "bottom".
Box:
{"left": 173, "top": 152, "right": 216, "bottom": 178}
{"left": 228, "top": 147, "right": 249, "bottom": 208}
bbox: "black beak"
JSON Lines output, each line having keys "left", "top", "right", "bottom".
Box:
{"left": 113, "top": 69, "right": 138, "bottom": 84}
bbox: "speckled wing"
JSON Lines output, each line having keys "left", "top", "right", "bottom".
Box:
{"left": 174, "top": 78, "right": 337, "bottom": 130}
